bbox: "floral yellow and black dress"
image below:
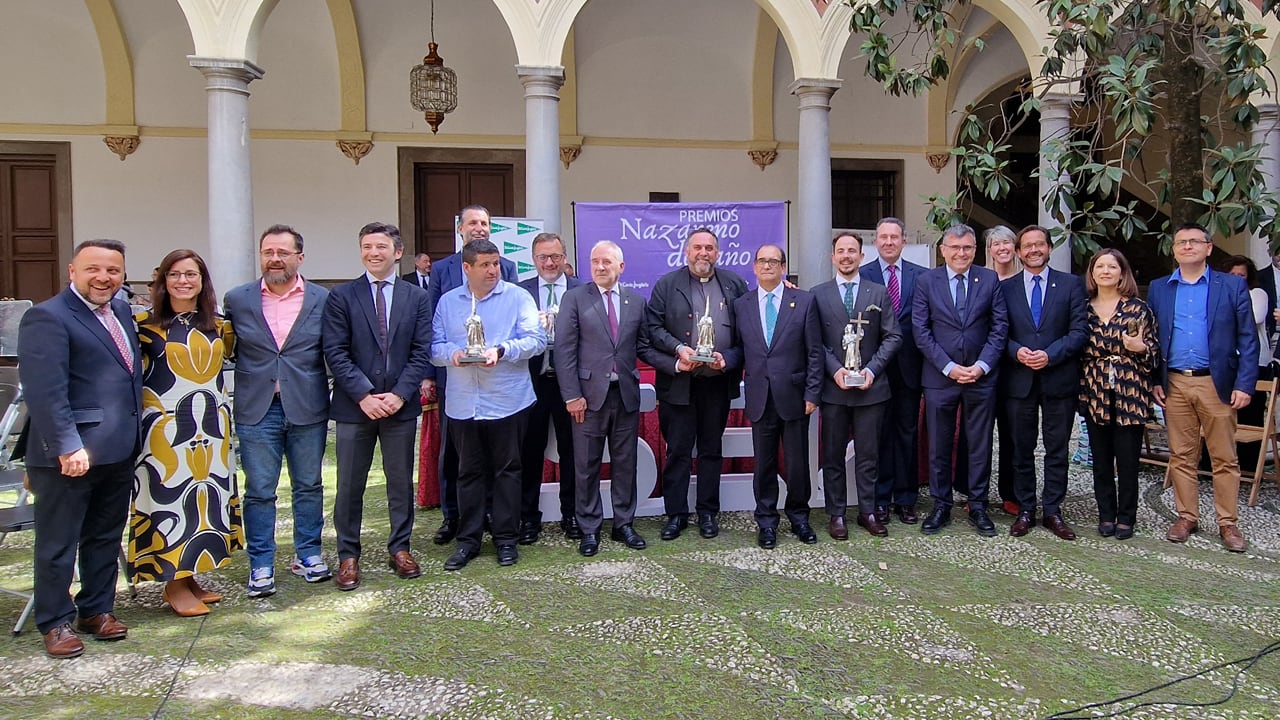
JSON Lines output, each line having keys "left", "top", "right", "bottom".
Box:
{"left": 127, "top": 310, "right": 243, "bottom": 582}
{"left": 1080, "top": 297, "right": 1159, "bottom": 529}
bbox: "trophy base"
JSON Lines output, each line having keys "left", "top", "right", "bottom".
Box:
{"left": 690, "top": 351, "right": 717, "bottom": 364}
{"left": 458, "top": 352, "right": 489, "bottom": 365}
{"left": 842, "top": 370, "right": 866, "bottom": 389}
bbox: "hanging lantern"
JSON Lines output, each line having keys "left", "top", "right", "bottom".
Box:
{"left": 409, "top": 1, "right": 457, "bottom": 134}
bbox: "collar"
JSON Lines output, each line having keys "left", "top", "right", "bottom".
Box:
{"left": 757, "top": 285, "right": 782, "bottom": 301}
{"left": 261, "top": 273, "right": 306, "bottom": 297}
{"left": 1169, "top": 266, "right": 1210, "bottom": 285}
{"left": 596, "top": 283, "right": 617, "bottom": 295}
{"left": 364, "top": 270, "right": 396, "bottom": 286}
{"left": 688, "top": 268, "right": 715, "bottom": 284}
{"left": 879, "top": 259, "right": 898, "bottom": 274}
{"left": 70, "top": 284, "right": 109, "bottom": 312}
{"left": 539, "top": 274, "right": 567, "bottom": 288}
{"left": 466, "top": 279, "right": 509, "bottom": 301}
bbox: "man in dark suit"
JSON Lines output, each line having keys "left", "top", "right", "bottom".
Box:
{"left": 732, "top": 244, "right": 823, "bottom": 548}
{"left": 814, "top": 233, "right": 903, "bottom": 538}
{"left": 912, "top": 223, "right": 1009, "bottom": 536}
{"left": 646, "top": 228, "right": 748, "bottom": 540}
{"left": 19, "top": 239, "right": 142, "bottom": 658}
{"left": 516, "top": 232, "right": 581, "bottom": 544}
{"left": 1150, "top": 222, "right": 1258, "bottom": 552}
{"left": 224, "top": 224, "right": 333, "bottom": 597}
{"left": 860, "top": 217, "right": 926, "bottom": 524}
{"left": 403, "top": 252, "right": 432, "bottom": 289}
{"left": 322, "top": 222, "right": 435, "bottom": 590}
{"left": 1257, "top": 249, "right": 1280, "bottom": 342}
{"left": 423, "top": 205, "right": 518, "bottom": 545}
{"left": 997, "top": 225, "right": 1087, "bottom": 541}
{"left": 556, "top": 240, "right": 653, "bottom": 556}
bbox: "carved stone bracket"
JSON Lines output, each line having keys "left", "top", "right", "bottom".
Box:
{"left": 103, "top": 136, "right": 140, "bottom": 161}
{"left": 337, "top": 140, "right": 374, "bottom": 165}
{"left": 560, "top": 145, "right": 582, "bottom": 169}
{"left": 748, "top": 149, "right": 778, "bottom": 171}
{"left": 926, "top": 152, "right": 951, "bottom": 174}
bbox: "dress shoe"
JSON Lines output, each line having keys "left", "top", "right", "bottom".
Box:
{"left": 561, "top": 515, "right": 584, "bottom": 540}
{"left": 874, "top": 506, "right": 890, "bottom": 524}
{"left": 1114, "top": 524, "right": 1134, "bottom": 540}
{"left": 1098, "top": 521, "right": 1116, "bottom": 537}
{"left": 969, "top": 508, "right": 997, "bottom": 537}
{"left": 791, "top": 522, "right": 818, "bottom": 544}
{"left": 433, "top": 518, "right": 458, "bottom": 545}
{"left": 828, "top": 515, "right": 849, "bottom": 540}
{"left": 892, "top": 504, "right": 919, "bottom": 524}
{"left": 1001, "top": 499, "right": 1021, "bottom": 516}
{"left": 43, "top": 624, "right": 84, "bottom": 659}
{"left": 660, "top": 514, "right": 688, "bottom": 541}
{"left": 579, "top": 533, "right": 600, "bottom": 557}
{"left": 757, "top": 527, "right": 777, "bottom": 549}
{"left": 921, "top": 508, "right": 951, "bottom": 534}
{"left": 697, "top": 512, "right": 719, "bottom": 539}
{"left": 443, "top": 547, "right": 478, "bottom": 571}
{"left": 1166, "top": 518, "right": 1199, "bottom": 543}
{"left": 1042, "top": 515, "right": 1076, "bottom": 541}
{"left": 517, "top": 520, "right": 541, "bottom": 546}
{"left": 856, "top": 513, "right": 888, "bottom": 537}
{"left": 184, "top": 576, "right": 223, "bottom": 603}
{"left": 335, "top": 558, "right": 361, "bottom": 590}
{"left": 611, "top": 525, "right": 647, "bottom": 549}
{"left": 75, "top": 613, "right": 127, "bottom": 641}
{"left": 1220, "top": 525, "right": 1248, "bottom": 553}
{"left": 388, "top": 550, "right": 422, "bottom": 579}
{"left": 1009, "top": 511, "right": 1035, "bottom": 537}
{"left": 496, "top": 544, "right": 519, "bottom": 567}
{"left": 162, "top": 580, "right": 211, "bottom": 617}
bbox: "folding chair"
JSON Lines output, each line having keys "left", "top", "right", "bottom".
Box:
{"left": 0, "top": 502, "right": 35, "bottom": 634}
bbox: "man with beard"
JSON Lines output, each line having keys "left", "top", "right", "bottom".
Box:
{"left": 403, "top": 252, "right": 432, "bottom": 289}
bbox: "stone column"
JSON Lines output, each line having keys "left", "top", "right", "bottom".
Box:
{"left": 518, "top": 66, "right": 566, "bottom": 234}
{"left": 190, "top": 57, "right": 263, "bottom": 290}
{"left": 1039, "top": 93, "right": 1073, "bottom": 272}
{"left": 790, "top": 79, "right": 842, "bottom": 288}
{"left": 1251, "top": 103, "right": 1280, "bottom": 263}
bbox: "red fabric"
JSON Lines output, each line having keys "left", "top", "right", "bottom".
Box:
{"left": 416, "top": 396, "right": 441, "bottom": 508}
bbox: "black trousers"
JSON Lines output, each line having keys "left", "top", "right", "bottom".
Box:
{"left": 751, "top": 393, "right": 812, "bottom": 529}
{"left": 1007, "top": 379, "right": 1077, "bottom": 516}
{"left": 28, "top": 459, "right": 133, "bottom": 634}
{"left": 334, "top": 417, "right": 416, "bottom": 560}
{"left": 874, "top": 366, "right": 920, "bottom": 508}
{"left": 1086, "top": 418, "right": 1143, "bottom": 526}
{"left": 820, "top": 401, "right": 886, "bottom": 516}
{"left": 436, "top": 370, "right": 460, "bottom": 522}
{"left": 658, "top": 375, "right": 732, "bottom": 516}
{"left": 451, "top": 409, "right": 529, "bottom": 550}
{"left": 573, "top": 384, "right": 640, "bottom": 535}
{"left": 519, "top": 371, "right": 575, "bottom": 523}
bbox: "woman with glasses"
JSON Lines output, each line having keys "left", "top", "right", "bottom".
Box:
{"left": 983, "top": 226, "right": 1021, "bottom": 514}
{"left": 127, "top": 249, "right": 242, "bottom": 616}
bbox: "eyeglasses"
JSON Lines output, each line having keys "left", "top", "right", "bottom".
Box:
{"left": 1173, "top": 238, "right": 1211, "bottom": 247}
{"left": 166, "top": 271, "right": 201, "bottom": 281}
{"left": 754, "top": 258, "right": 784, "bottom": 267}
{"left": 534, "top": 253, "right": 565, "bottom": 263}
{"left": 942, "top": 245, "right": 976, "bottom": 253}
{"left": 260, "top": 250, "right": 299, "bottom": 260}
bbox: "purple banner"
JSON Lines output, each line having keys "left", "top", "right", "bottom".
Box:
{"left": 573, "top": 201, "right": 788, "bottom": 297}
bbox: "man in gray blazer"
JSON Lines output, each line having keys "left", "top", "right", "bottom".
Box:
{"left": 223, "top": 225, "right": 333, "bottom": 597}
{"left": 556, "top": 241, "right": 655, "bottom": 556}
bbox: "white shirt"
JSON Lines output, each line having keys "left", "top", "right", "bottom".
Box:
{"left": 1023, "top": 268, "right": 1049, "bottom": 309}
{"left": 539, "top": 274, "right": 568, "bottom": 309}
{"left": 364, "top": 271, "right": 395, "bottom": 322}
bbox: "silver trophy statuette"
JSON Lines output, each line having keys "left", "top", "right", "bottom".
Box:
{"left": 691, "top": 294, "right": 718, "bottom": 363}
{"left": 841, "top": 312, "right": 869, "bottom": 388}
{"left": 460, "top": 293, "right": 488, "bottom": 364}
{"left": 541, "top": 303, "right": 558, "bottom": 374}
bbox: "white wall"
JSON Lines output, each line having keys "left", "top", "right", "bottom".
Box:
{"left": 0, "top": 0, "right": 103, "bottom": 124}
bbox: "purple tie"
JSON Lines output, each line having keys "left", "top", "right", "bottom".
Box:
{"left": 373, "top": 280, "right": 389, "bottom": 353}
{"left": 887, "top": 265, "right": 902, "bottom": 313}
{"left": 96, "top": 304, "right": 134, "bottom": 373}
{"left": 606, "top": 290, "right": 619, "bottom": 342}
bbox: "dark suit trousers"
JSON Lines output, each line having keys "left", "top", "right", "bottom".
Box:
{"left": 875, "top": 365, "right": 921, "bottom": 508}
{"left": 451, "top": 409, "right": 528, "bottom": 550}
{"left": 924, "top": 383, "right": 996, "bottom": 511}
{"left": 1008, "top": 378, "right": 1076, "bottom": 516}
{"left": 28, "top": 460, "right": 133, "bottom": 634}
{"left": 573, "top": 384, "right": 639, "bottom": 534}
{"left": 751, "top": 393, "right": 812, "bottom": 528}
{"left": 820, "top": 400, "right": 886, "bottom": 516}
{"left": 658, "top": 375, "right": 732, "bottom": 516}
{"left": 435, "top": 369, "right": 460, "bottom": 521}
{"left": 334, "top": 417, "right": 416, "bottom": 560}
{"left": 520, "top": 371, "right": 575, "bottom": 523}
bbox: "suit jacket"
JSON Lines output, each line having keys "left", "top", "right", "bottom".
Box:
{"left": 322, "top": 275, "right": 434, "bottom": 423}
{"left": 812, "top": 278, "right": 902, "bottom": 406}
{"left": 519, "top": 274, "right": 583, "bottom": 376}
{"left": 223, "top": 279, "right": 331, "bottom": 426}
{"left": 402, "top": 270, "right": 431, "bottom": 290}
{"left": 912, "top": 264, "right": 1009, "bottom": 391}
{"left": 644, "top": 266, "right": 749, "bottom": 404}
{"left": 860, "top": 259, "right": 925, "bottom": 389}
{"left": 732, "top": 287, "right": 823, "bottom": 422}
{"left": 998, "top": 269, "right": 1088, "bottom": 399}
{"left": 1259, "top": 263, "right": 1278, "bottom": 339}
{"left": 424, "top": 252, "right": 517, "bottom": 381}
{"left": 1149, "top": 268, "right": 1259, "bottom": 404}
{"left": 17, "top": 288, "right": 143, "bottom": 468}
{"left": 556, "top": 283, "right": 650, "bottom": 413}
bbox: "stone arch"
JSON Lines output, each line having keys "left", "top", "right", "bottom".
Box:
{"left": 86, "top": 0, "right": 136, "bottom": 130}
{"left": 176, "top": 0, "right": 279, "bottom": 62}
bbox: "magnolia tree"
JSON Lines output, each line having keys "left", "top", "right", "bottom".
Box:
{"left": 850, "top": 0, "right": 1280, "bottom": 258}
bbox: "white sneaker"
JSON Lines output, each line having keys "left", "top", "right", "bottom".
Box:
{"left": 246, "top": 566, "right": 276, "bottom": 597}
{"left": 290, "top": 555, "right": 331, "bottom": 583}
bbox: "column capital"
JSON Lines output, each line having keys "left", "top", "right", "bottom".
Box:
{"left": 788, "top": 78, "right": 842, "bottom": 110}
{"left": 190, "top": 57, "right": 264, "bottom": 96}
{"left": 517, "top": 65, "right": 566, "bottom": 99}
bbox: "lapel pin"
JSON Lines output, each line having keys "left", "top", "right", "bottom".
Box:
{"left": 789, "top": 302, "right": 796, "bottom": 308}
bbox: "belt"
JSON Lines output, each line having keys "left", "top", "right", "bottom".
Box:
{"left": 1170, "top": 367, "right": 1211, "bottom": 377}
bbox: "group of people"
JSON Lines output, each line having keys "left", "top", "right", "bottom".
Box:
{"left": 15, "top": 207, "right": 1260, "bottom": 661}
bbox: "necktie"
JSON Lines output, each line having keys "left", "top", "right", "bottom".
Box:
{"left": 887, "top": 265, "right": 902, "bottom": 313}
{"left": 373, "top": 280, "right": 389, "bottom": 353}
{"left": 420, "top": 274, "right": 428, "bottom": 289}
{"left": 842, "top": 281, "right": 855, "bottom": 317}
{"left": 606, "top": 290, "right": 619, "bottom": 342}
{"left": 764, "top": 292, "right": 777, "bottom": 345}
{"left": 1031, "top": 274, "right": 1043, "bottom": 327}
{"left": 546, "top": 283, "right": 556, "bottom": 308}
{"left": 954, "top": 273, "right": 967, "bottom": 322}
{"left": 96, "top": 304, "right": 134, "bottom": 373}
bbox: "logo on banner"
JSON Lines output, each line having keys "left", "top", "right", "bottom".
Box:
{"left": 517, "top": 222, "right": 539, "bottom": 234}
{"left": 504, "top": 241, "right": 524, "bottom": 254}
{"left": 518, "top": 261, "right": 535, "bottom": 275}
{"left": 491, "top": 222, "right": 510, "bottom": 234}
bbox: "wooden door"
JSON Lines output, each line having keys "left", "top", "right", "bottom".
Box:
{"left": 413, "top": 163, "right": 514, "bottom": 259}
{"left": 0, "top": 156, "right": 60, "bottom": 302}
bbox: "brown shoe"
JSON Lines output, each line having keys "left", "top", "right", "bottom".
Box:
{"left": 1009, "top": 511, "right": 1035, "bottom": 537}
{"left": 335, "top": 557, "right": 361, "bottom": 591}
{"left": 828, "top": 515, "right": 848, "bottom": 541}
{"left": 1166, "top": 518, "right": 1199, "bottom": 543}
{"left": 856, "top": 513, "right": 888, "bottom": 537}
{"left": 388, "top": 550, "right": 422, "bottom": 579}
{"left": 1041, "top": 515, "right": 1077, "bottom": 541}
{"left": 162, "top": 581, "right": 211, "bottom": 618}
{"left": 43, "top": 624, "right": 85, "bottom": 659}
{"left": 184, "top": 576, "right": 222, "bottom": 604}
{"left": 892, "top": 504, "right": 919, "bottom": 524}
{"left": 1220, "top": 525, "right": 1248, "bottom": 553}
{"left": 75, "top": 613, "right": 128, "bottom": 641}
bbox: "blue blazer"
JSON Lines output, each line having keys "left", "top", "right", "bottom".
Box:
{"left": 322, "top": 276, "right": 434, "bottom": 424}
{"left": 1148, "top": 269, "right": 1258, "bottom": 404}
{"left": 424, "top": 252, "right": 518, "bottom": 381}
{"left": 17, "top": 288, "right": 143, "bottom": 468}
{"left": 732, "top": 287, "right": 823, "bottom": 422}
{"left": 519, "top": 274, "right": 582, "bottom": 377}
{"left": 861, "top": 259, "right": 925, "bottom": 389}
{"left": 912, "top": 264, "right": 1008, "bottom": 391}
{"left": 998, "top": 269, "right": 1088, "bottom": 399}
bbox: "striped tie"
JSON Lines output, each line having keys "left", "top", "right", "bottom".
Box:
{"left": 887, "top": 265, "right": 901, "bottom": 313}
{"left": 95, "top": 304, "right": 134, "bottom": 373}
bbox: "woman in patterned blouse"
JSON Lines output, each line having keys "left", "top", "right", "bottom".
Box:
{"left": 1081, "top": 249, "right": 1159, "bottom": 540}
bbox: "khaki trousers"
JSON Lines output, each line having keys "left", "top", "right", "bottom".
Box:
{"left": 1164, "top": 373, "right": 1239, "bottom": 527}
